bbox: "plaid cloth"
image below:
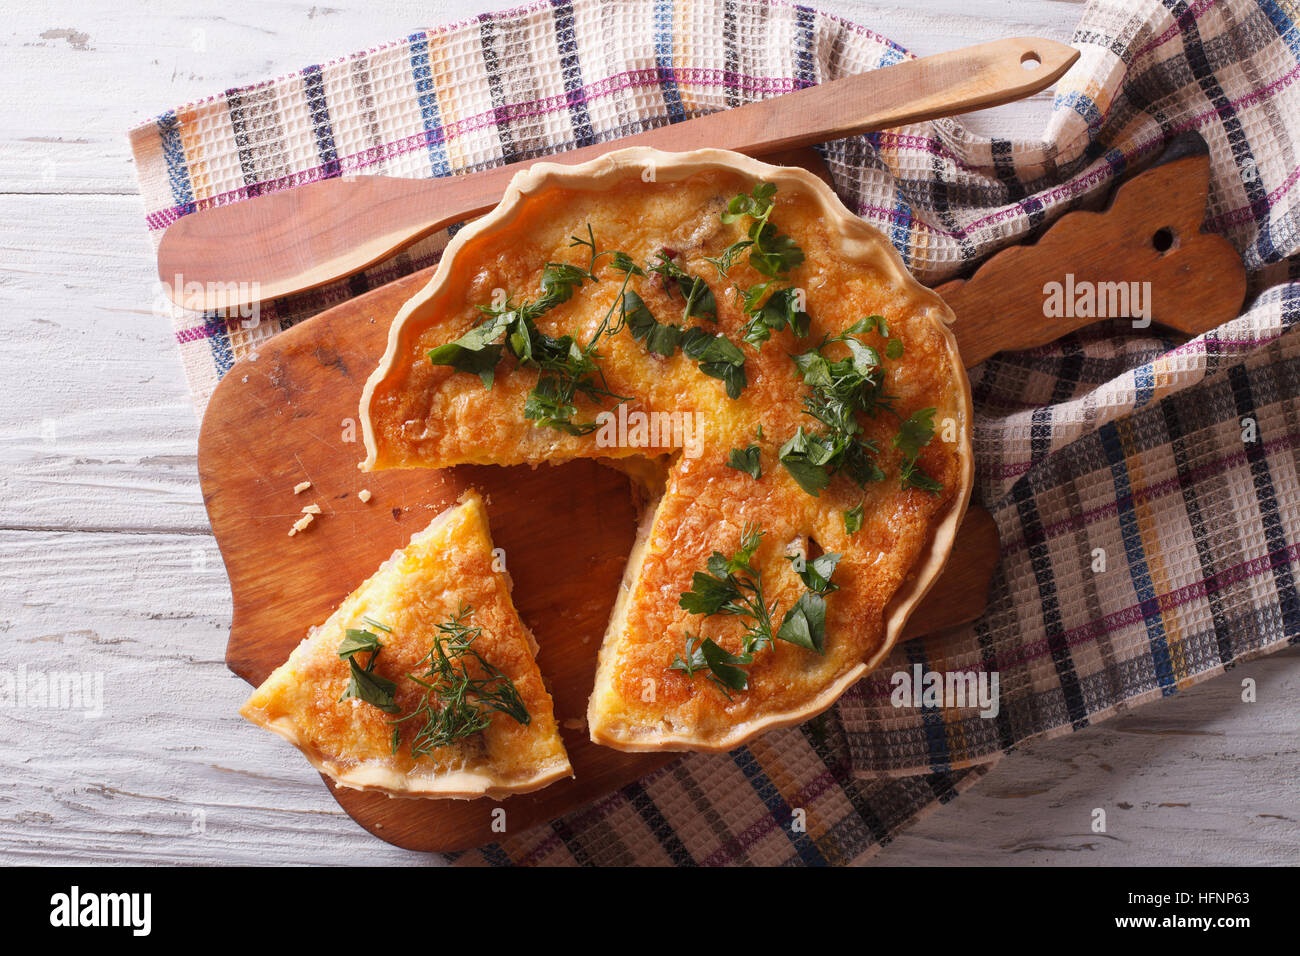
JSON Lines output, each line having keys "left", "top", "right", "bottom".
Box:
{"left": 129, "top": 0, "right": 1300, "bottom": 864}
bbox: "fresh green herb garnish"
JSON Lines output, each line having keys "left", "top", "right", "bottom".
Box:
{"left": 748, "top": 226, "right": 804, "bottom": 279}
{"left": 426, "top": 312, "right": 513, "bottom": 388}
{"left": 843, "top": 500, "right": 864, "bottom": 535}
{"left": 775, "top": 550, "right": 840, "bottom": 653}
{"left": 622, "top": 290, "right": 682, "bottom": 357}
{"left": 893, "top": 406, "right": 937, "bottom": 460}
{"left": 741, "top": 286, "right": 811, "bottom": 346}
{"left": 738, "top": 280, "right": 773, "bottom": 315}
{"left": 856, "top": 314, "right": 889, "bottom": 336}
{"left": 777, "top": 426, "right": 835, "bottom": 495}
{"left": 899, "top": 459, "right": 943, "bottom": 493}
{"left": 778, "top": 317, "right": 901, "bottom": 496}
{"left": 388, "top": 604, "right": 530, "bottom": 756}
{"left": 774, "top": 592, "right": 828, "bottom": 653}
{"left": 430, "top": 227, "right": 633, "bottom": 434}
{"left": 337, "top": 626, "right": 400, "bottom": 714}
{"left": 779, "top": 316, "right": 942, "bottom": 495}
{"left": 523, "top": 369, "right": 616, "bottom": 435}
{"left": 671, "top": 525, "right": 840, "bottom": 698}
{"left": 792, "top": 551, "right": 842, "bottom": 596}
{"left": 718, "top": 183, "right": 805, "bottom": 279}
{"left": 647, "top": 251, "right": 717, "bottom": 324}
{"left": 681, "top": 327, "right": 747, "bottom": 399}
{"left": 671, "top": 634, "right": 751, "bottom": 697}
{"left": 620, "top": 284, "right": 748, "bottom": 398}
{"left": 702, "top": 241, "right": 752, "bottom": 279}
{"left": 705, "top": 183, "right": 810, "bottom": 351}
{"left": 894, "top": 407, "right": 942, "bottom": 492}
{"left": 851, "top": 314, "right": 906, "bottom": 361}
{"left": 726, "top": 442, "right": 762, "bottom": 479}
{"left": 608, "top": 250, "right": 645, "bottom": 278}
{"left": 338, "top": 627, "right": 382, "bottom": 658}
{"left": 678, "top": 524, "right": 776, "bottom": 646}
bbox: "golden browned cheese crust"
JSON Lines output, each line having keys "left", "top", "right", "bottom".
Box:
{"left": 240, "top": 491, "right": 572, "bottom": 796}
{"left": 361, "top": 149, "right": 972, "bottom": 752}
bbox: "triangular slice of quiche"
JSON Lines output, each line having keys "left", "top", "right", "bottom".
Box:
{"left": 240, "top": 490, "right": 572, "bottom": 798}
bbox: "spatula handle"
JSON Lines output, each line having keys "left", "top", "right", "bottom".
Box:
{"left": 160, "top": 36, "right": 1078, "bottom": 312}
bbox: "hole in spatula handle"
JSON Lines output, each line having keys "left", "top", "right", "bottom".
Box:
{"left": 1151, "top": 227, "right": 1177, "bottom": 253}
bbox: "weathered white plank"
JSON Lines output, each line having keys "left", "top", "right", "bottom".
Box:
{"left": 0, "top": 193, "right": 206, "bottom": 532}
{"left": 3, "top": 1, "right": 467, "bottom": 195}
{"left": 874, "top": 646, "right": 1300, "bottom": 865}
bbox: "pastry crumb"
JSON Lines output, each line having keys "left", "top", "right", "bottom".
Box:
{"left": 289, "top": 514, "right": 315, "bottom": 536}
{"left": 358, "top": 489, "right": 372, "bottom": 503}
{"left": 293, "top": 480, "right": 312, "bottom": 494}
{"left": 301, "top": 504, "right": 322, "bottom": 515}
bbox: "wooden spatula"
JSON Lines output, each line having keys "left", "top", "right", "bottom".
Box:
{"left": 159, "top": 36, "right": 1078, "bottom": 312}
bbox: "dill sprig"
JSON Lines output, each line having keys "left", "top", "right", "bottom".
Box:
{"left": 387, "top": 605, "right": 530, "bottom": 757}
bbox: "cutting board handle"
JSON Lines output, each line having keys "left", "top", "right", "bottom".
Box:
{"left": 159, "top": 37, "right": 1079, "bottom": 312}
{"left": 938, "top": 132, "right": 1245, "bottom": 366}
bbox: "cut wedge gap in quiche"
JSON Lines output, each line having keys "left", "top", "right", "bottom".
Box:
{"left": 240, "top": 489, "right": 572, "bottom": 798}
{"left": 360, "top": 147, "right": 974, "bottom": 753}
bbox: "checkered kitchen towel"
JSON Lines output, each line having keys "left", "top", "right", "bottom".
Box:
{"left": 130, "top": 0, "right": 1300, "bottom": 864}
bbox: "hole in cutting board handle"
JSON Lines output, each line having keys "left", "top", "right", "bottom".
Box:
{"left": 1020, "top": 51, "right": 1042, "bottom": 70}
{"left": 1151, "top": 227, "right": 1177, "bottom": 253}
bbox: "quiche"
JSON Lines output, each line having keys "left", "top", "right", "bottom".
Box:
{"left": 240, "top": 490, "right": 572, "bottom": 796}
{"left": 360, "top": 148, "right": 973, "bottom": 752}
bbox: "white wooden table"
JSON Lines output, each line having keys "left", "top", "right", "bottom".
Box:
{"left": 1, "top": 0, "right": 1295, "bottom": 865}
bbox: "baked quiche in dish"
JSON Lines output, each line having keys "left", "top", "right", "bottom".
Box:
{"left": 240, "top": 490, "right": 572, "bottom": 797}
{"left": 360, "top": 148, "right": 973, "bottom": 753}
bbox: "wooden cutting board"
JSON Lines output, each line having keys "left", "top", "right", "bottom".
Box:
{"left": 199, "top": 135, "right": 1243, "bottom": 853}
